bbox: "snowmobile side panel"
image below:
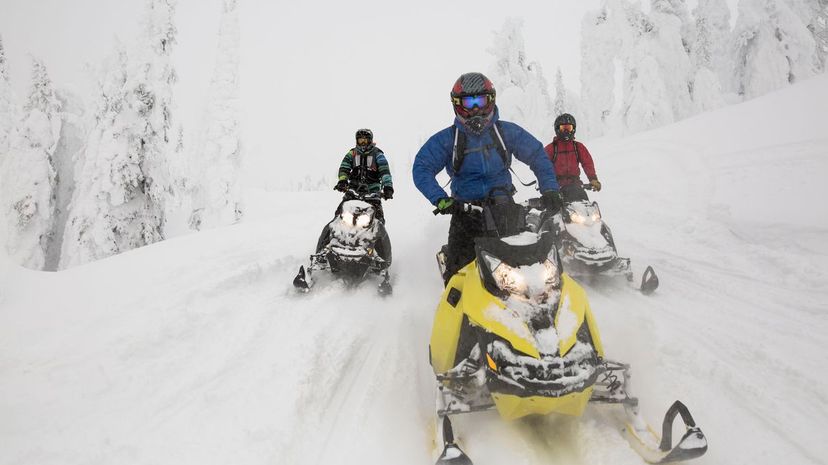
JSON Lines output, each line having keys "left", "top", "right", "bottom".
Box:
{"left": 430, "top": 269, "right": 470, "bottom": 374}
{"left": 579, "top": 279, "right": 605, "bottom": 358}
{"left": 491, "top": 387, "right": 594, "bottom": 420}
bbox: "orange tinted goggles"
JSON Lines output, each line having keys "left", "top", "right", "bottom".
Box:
{"left": 559, "top": 124, "right": 574, "bottom": 132}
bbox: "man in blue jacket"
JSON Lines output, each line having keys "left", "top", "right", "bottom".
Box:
{"left": 413, "top": 72, "right": 563, "bottom": 284}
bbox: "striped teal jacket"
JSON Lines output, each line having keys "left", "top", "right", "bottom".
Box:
{"left": 338, "top": 145, "right": 393, "bottom": 193}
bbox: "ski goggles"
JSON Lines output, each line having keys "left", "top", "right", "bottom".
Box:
{"left": 453, "top": 94, "right": 492, "bottom": 110}
{"left": 356, "top": 137, "right": 370, "bottom": 145}
{"left": 558, "top": 124, "right": 574, "bottom": 132}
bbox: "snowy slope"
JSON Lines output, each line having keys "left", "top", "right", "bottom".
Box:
{"left": 2, "top": 75, "right": 828, "bottom": 465}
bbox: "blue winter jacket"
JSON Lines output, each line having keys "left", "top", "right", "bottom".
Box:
{"left": 412, "top": 108, "right": 559, "bottom": 205}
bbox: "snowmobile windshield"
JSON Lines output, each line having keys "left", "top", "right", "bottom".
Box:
{"left": 475, "top": 232, "right": 562, "bottom": 302}
{"left": 340, "top": 200, "right": 375, "bottom": 229}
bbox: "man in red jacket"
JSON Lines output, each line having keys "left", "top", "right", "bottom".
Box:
{"left": 544, "top": 113, "right": 601, "bottom": 201}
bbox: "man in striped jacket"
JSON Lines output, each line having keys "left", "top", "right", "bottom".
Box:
{"left": 335, "top": 128, "right": 394, "bottom": 201}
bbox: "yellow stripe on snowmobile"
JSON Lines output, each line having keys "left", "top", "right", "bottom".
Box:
{"left": 430, "top": 268, "right": 470, "bottom": 374}
{"left": 556, "top": 275, "right": 604, "bottom": 357}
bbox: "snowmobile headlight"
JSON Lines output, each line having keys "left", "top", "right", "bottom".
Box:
{"left": 590, "top": 202, "right": 601, "bottom": 221}
{"left": 355, "top": 213, "right": 372, "bottom": 228}
{"left": 568, "top": 210, "right": 586, "bottom": 224}
{"left": 341, "top": 211, "right": 354, "bottom": 225}
{"left": 491, "top": 261, "right": 529, "bottom": 297}
{"left": 481, "top": 251, "right": 560, "bottom": 301}
{"left": 543, "top": 258, "right": 561, "bottom": 289}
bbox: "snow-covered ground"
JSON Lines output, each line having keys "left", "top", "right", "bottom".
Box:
{"left": 2, "top": 75, "right": 827, "bottom": 465}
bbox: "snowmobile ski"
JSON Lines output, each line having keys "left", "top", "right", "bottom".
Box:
{"left": 435, "top": 416, "right": 473, "bottom": 465}
{"left": 377, "top": 269, "right": 392, "bottom": 295}
{"left": 638, "top": 265, "right": 659, "bottom": 295}
{"left": 292, "top": 265, "right": 310, "bottom": 292}
{"left": 623, "top": 400, "right": 707, "bottom": 463}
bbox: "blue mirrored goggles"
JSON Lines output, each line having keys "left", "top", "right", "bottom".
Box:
{"left": 455, "top": 94, "right": 492, "bottom": 110}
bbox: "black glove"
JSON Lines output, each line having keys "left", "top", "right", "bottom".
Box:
{"left": 541, "top": 190, "right": 563, "bottom": 213}
{"left": 434, "top": 197, "right": 459, "bottom": 215}
{"left": 334, "top": 179, "right": 349, "bottom": 192}
{"left": 383, "top": 186, "right": 394, "bottom": 200}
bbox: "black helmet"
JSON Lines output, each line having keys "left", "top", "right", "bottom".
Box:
{"left": 355, "top": 128, "right": 373, "bottom": 147}
{"left": 450, "top": 72, "right": 496, "bottom": 132}
{"left": 554, "top": 113, "right": 576, "bottom": 141}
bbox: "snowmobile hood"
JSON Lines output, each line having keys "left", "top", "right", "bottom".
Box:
{"left": 456, "top": 262, "right": 603, "bottom": 361}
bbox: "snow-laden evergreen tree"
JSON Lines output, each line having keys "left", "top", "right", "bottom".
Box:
{"left": 658, "top": 0, "right": 696, "bottom": 54}
{"left": 731, "top": 0, "right": 820, "bottom": 99}
{"left": 784, "top": 0, "right": 828, "bottom": 72}
{"left": 552, "top": 68, "right": 567, "bottom": 118}
{"left": 649, "top": 0, "right": 696, "bottom": 119}
{"left": 134, "top": 0, "right": 179, "bottom": 228}
{"left": 0, "top": 35, "right": 15, "bottom": 158}
{"left": 551, "top": 67, "right": 583, "bottom": 130}
{"left": 61, "top": 1, "right": 180, "bottom": 268}
{"left": 622, "top": 50, "right": 674, "bottom": 133}
{"left": 189, "top": 0, "right": 243, "bottom": 231}
{"left": 61, "top": 48, "right": 140, "bottom": 267}
{"left": 690, "top": 0, "right": 729, "bottom": 111}
{"left": 0, "top": 58, "right": 61, "bottom": 269}
{"left": 487, "top": 18, "right": 554, "bottom": 141}
{"left": 692, "top": 0, "right": 732, "bottom": 97}
{"left": 580, "top": 2, "right": 625, "bottom": 138}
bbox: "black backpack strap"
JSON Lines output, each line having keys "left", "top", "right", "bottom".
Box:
{"left": 452, "top": 123, "right": 518, "bottom": 181}
{"left": 451, "top": 127, "right": 466, "bottom": 173}
{"left": 552, "top": 140, "right": 581, "bottom": 164}
{"left": 491, "top": 122, "right": 510, "bottom": 167}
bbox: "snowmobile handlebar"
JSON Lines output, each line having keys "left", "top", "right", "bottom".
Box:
{"left": 432, "top": 202, "right": 484, "bottom": 216}
{"left": 343, "top": 187, "right": 384, "bottom": 202}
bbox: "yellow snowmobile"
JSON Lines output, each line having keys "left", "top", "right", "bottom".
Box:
{"left": 429, "top": 205, "right": 706, "bottom": 465}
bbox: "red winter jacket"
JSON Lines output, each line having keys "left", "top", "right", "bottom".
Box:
{"left": 543, "top": 138, "right": 597, "bottom": 187}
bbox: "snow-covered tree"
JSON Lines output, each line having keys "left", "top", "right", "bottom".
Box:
{"left": 656, "top": 0, "right": 696, "bottom": 54}
{"left": 731, "top": 0, "right": 820, "bottom": 99}
{"left": 488, "top": 18, "right": 555, "bottom": 141}
{"left": 785, "top": 0, "right": 828, "bottom": 72}
{"left": 0, "top": 58, "right": 61, "bottom": 269}
{"left": 135, "top": 0, "right": 179, "bottom": 225}
{"left": 0, "top": 35, "right": 15, "bottom": 158}
{"left": 690, "top": 0, "right": 730, "bottom": 110}
{"left": 692, "top": 0, "right": 732, "bottom": 91}
{"left": 621, "top": 51, "right": 674, "bottom": 133}
{"left": 61, "top": 0, "right": 180, "bottom": 268}
{"left": 581, "top": 1, "right": 627, "bottom": 138}
{"left": 189, "top": 0, "right": 243, "bottom": 231}
{"left": 552, "top": 68, "right": 567, "bottom": 118}
{"left": 551, "top": 67, "right": 583, "bottom": 131}
{"left": 649, "top": 0, "right": 696, "bottom": 119}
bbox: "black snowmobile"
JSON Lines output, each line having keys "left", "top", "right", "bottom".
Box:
{"left": 293, "top": 186, "right": 392, "bottom": 294}
{"left": 526, "top": 183, "right": 659, "bottom": 294}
